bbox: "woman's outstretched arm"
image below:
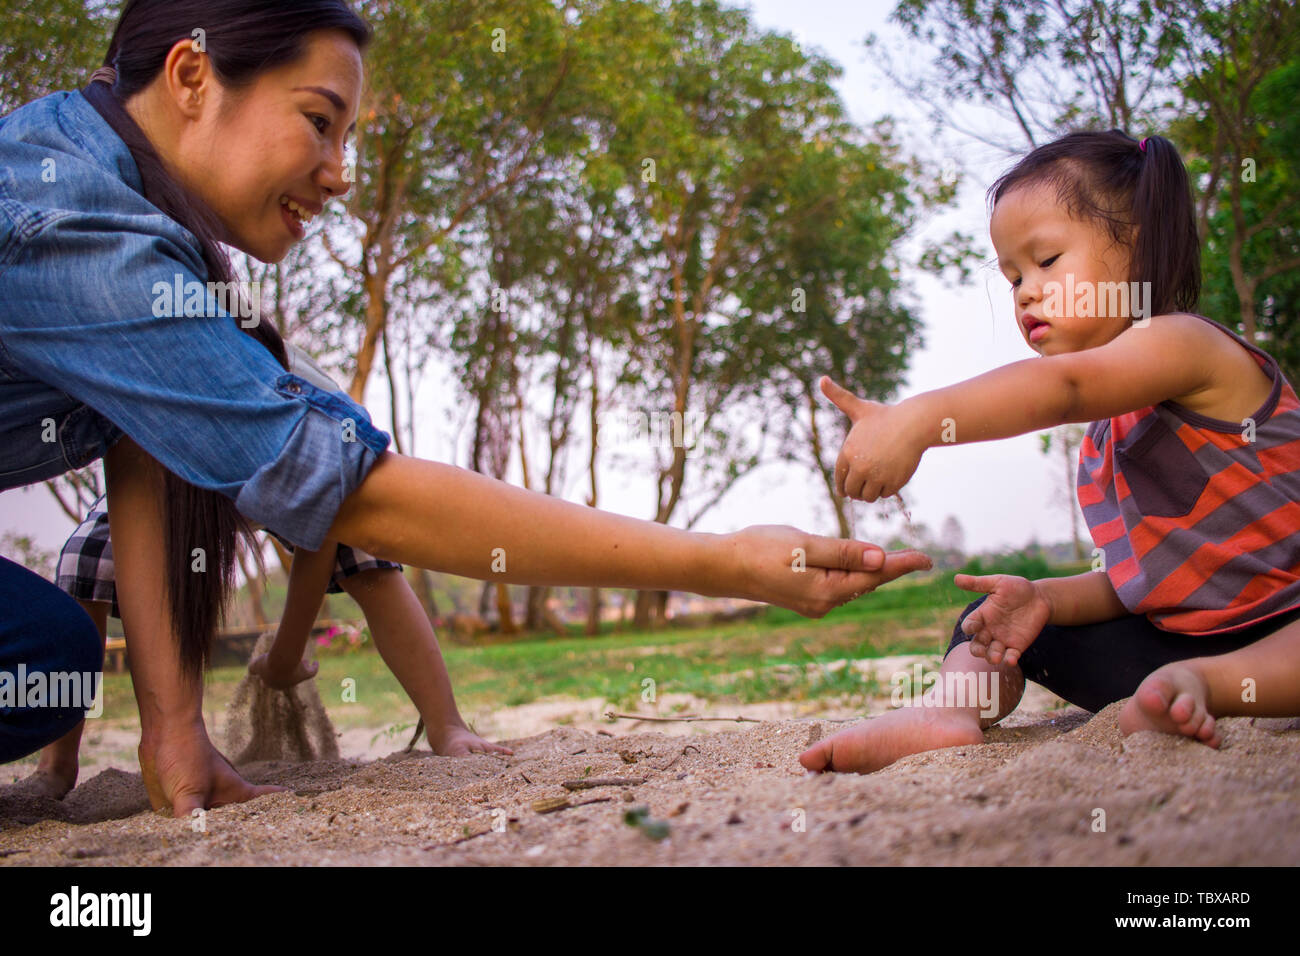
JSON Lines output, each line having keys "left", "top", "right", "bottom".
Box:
{"left": 327, "top": 452, "right": 932, "bottom": 618}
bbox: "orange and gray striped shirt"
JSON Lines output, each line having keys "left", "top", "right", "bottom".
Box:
{"left": 1076, "top": 312, "right": 1300, "bottom": 634}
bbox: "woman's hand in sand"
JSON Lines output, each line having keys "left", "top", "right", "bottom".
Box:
{"left": 820, "top": 377, "right": 927, "bottom": 502}
{"left": 724, "top": 525, "right": 932, "bottom": 617}
{"left": 249, "top": 652, "right": 319, "bottom": 690}
{"left": 954, "top": 574, "right": 1051, "bottom": 667}
{"left": 138, "top": 718, "right": 285, "bottom": 818}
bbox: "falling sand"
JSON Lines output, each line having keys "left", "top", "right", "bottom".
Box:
{"left": 222, "top": 633, "right": 340, "bottom": 765}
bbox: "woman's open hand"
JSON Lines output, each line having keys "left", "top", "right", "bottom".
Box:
{"left": 723, "top": 525, "right": 932, "bottom": 617}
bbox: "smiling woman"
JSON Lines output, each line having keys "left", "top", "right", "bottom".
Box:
{"left": 0, "top": 0, "right": 930, "bottom": 815}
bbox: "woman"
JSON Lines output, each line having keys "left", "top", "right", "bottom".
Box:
{"left": 0, "top": 0, "right": 930, "bottom": 815}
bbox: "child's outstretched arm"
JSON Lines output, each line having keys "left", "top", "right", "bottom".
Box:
{"left": 249, "top": 541, "right": 337, "bottom": 689}
{"left": 956, "top": 570, "right": 1128, "bottom": 666}
{"left": 825, "top": 313, "right": 1225, "bottom": 501}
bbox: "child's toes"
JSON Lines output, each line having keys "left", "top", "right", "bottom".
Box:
{"left": 1193, "top": 713, "right": 1218, "bottom": 744}
{"left": 1167, "top": 690, "right": 1196, "bottom": 726}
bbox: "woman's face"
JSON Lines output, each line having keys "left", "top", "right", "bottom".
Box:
{"left": 146, "top": 29, "right": 363, "bottom": 263}
{"left": 989, "top": 181, "right": 1135, "bottom": 357}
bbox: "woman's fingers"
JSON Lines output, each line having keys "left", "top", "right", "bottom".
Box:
{"left": 800, "top": 535, "right": 892, "bottom": 573}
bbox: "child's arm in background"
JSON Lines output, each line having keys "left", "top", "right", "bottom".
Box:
{"left": 826, "top": 313, "right": 1225, "bottom": 501}
{"left": 249, "top": 541, "right": 338, "bottom": 689}
{"left": 956, "top": 570, "right": 1128, "bottom": 666}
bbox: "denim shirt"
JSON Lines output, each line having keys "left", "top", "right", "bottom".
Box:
{"left": 0, "top": 90, "right": 390, "bottom": 551}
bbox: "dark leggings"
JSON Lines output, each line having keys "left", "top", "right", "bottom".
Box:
{"left": 0, "top": 555, "right": 103, "bottom": 763}
{"left": 946, "top": 595, "right": 1300, "bottom": 714}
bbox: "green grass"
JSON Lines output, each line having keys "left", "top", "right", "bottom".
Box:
{"left": 89, "top": 560, "right": 1092, "bottom": 731}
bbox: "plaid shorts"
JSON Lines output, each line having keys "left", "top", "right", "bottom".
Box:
{"left": 56, "top": 497, "right": 403, "bottom": 619}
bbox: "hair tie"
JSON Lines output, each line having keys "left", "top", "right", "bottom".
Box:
{"left": 1139, "top": 137, "right": 1148, "bottom": 153}
{"left": 89, "top": 66, "right": 117, "bottom": 86}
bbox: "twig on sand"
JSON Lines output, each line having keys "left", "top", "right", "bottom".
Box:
{"left": 562, "top": 776, "right": 646, "bottom": 791}
{"left": 532, "top": 796, "right": 614, "bottom": 814}
{"left": 405, "top": 718, "right": 424, "bottom": 753}
{"left": 604, "top": 710, "right": 862, "bottom": 725}
{"left": 657, "top": 744, "right": 700, "bottom": 771}
{"left": 604, "top": 710, "right": 761, "bottom": 724}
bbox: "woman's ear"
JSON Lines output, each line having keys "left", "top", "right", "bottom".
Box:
{"left": 161, "top": 37, "right": 212, "bottom": 119}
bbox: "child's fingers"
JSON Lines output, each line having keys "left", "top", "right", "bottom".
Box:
{"left": 960, "top": 608, "right": 983, "bottom": 635}
{"left": 819, "top": 375, "right": 867, "bottom": 422}
{"left": 955, "top": 573, "right": 1002, "bottom": 593}
{"left": 1003, "top": 648, "right": 1020, "bottom": 667}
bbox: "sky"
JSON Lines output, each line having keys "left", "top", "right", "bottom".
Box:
{"left": 0, "top": 0, "right": 1086, "bottom": 564}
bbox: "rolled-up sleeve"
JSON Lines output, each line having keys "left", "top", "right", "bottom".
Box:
{"left": 0, "top": 201, "right": 390, "bottom": 550}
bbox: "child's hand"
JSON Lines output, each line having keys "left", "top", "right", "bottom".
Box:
{"left": 821, "top": 376, "right": 927, "bottom": 502}
{"left": 248, "top": 652, "right": 319, "bottom": 690}
{"left": 954, "top": 574, "right": 1051, "bottom": 667}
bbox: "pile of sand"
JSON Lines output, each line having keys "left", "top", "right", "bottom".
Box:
{"left": 222, "top": 633, "right": 339, "bottom": 765}
{"left": 2, "top": 704, "right": 1298, "bottom": 866}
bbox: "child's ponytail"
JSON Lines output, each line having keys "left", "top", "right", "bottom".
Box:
{"left": 988, "top": 129, "right": 1202, "bottom": 320}
{"left": 1130, "top": 135, "right": 1201, "bottom": 316}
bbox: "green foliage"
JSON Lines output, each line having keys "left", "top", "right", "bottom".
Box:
{"left": 0, "top": 0, "right": 115, "bottom": 115}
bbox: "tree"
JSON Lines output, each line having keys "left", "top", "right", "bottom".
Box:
{"left": 879, "top": 0, "right": 1184, "bottom": 153}
{"left": 1164, "top": 1, "right": 1300, "bottom": 347}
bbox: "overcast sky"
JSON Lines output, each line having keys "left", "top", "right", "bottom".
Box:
{"left": 0, "top": 0, "right": 1085, "bottom": 564}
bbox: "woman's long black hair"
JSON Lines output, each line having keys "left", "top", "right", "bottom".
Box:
{"left": 82, "top": 0, "right": 371, "bottom": 679}
{"left": 987, "top": 129, "right": 1201, "bottom": 318}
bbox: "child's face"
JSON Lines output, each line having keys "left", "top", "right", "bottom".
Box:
{"left": 990, "top": 181, "right": 1136, "bottom": 356}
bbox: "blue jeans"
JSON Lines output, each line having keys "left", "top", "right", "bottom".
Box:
{"left": 0, "top": 556, "right": 103, "bottom": 764}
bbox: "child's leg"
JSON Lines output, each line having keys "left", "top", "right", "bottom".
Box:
{"left": 1120, "top": 609, "right": 1300, "bottom": 745}
{"left": 338, "top": 567, "right": 511, "bottom": 755}
{"left": 800, "top": 597, "right": 1023, "bottom": 773}
{"left": 17, "top": 599, "right": 108, "bottom": 798}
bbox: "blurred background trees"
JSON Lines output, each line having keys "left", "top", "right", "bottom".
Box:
{"left": 2, "top": 0, "right": 1294, "bottom": 634}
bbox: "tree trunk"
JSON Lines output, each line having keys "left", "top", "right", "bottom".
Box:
{"left": 409, "top": 567, "right": 441, "bottom": 622}
{"left": 235, "top": 542, "right": 268, "bottom": 629}
{"left": 495, "top": 581, "right": 517, "bottom": 635}
{"left": 524, "top": 585, "right": 548, "bottom": 631}
{"left": 585, "top": 587, "right": 602, "bottom": 636}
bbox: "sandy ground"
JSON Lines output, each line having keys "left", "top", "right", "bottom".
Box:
{"left": 3, "top": 690, "right": 1299, "bottom": 865}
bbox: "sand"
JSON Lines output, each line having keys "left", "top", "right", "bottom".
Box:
{"left": 2, "top": 701, "right": 1299, "bottom": 866}
{"left": 223, "top": 633, "right": 340, "bottom": 764}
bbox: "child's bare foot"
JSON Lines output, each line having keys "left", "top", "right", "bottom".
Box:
{"left": 5, "top": 764, "right": 78, "bottom": 800}
{"left": 799, "top": 705, "right": 984, "bottom": 774}
{"left": 1119, "top": 663, "right": 1220, "bottom": 747}
{"left": 427, "top": 724, "right": 513, "bottom": 757}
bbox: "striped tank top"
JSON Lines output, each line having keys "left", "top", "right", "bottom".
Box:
{"left": 1076, "top": 312, "right": 1300, "bottom": 634}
